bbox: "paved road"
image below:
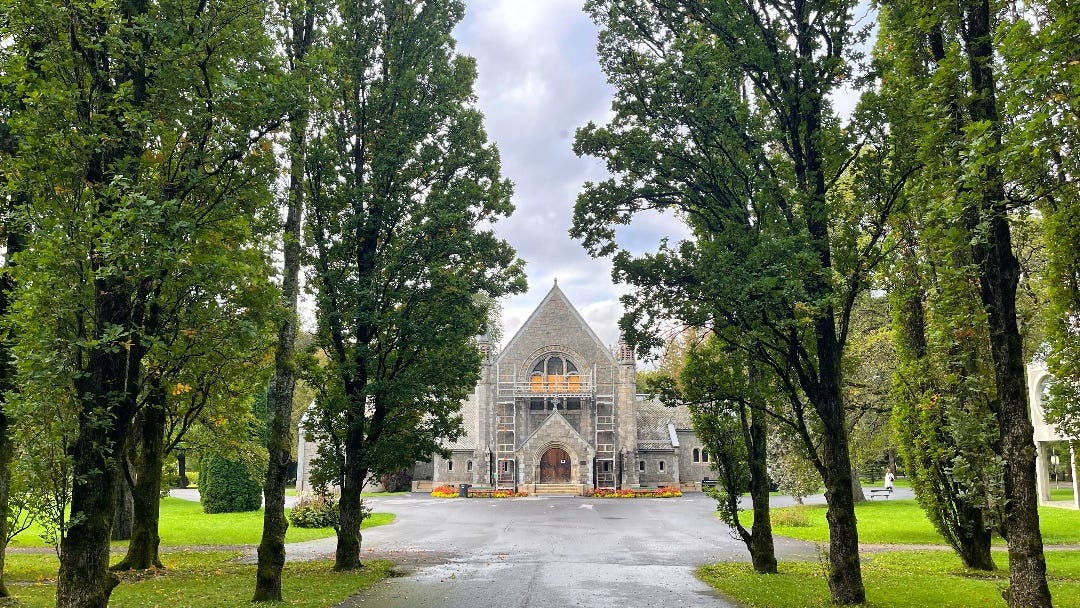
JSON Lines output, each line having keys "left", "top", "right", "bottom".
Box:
{"left": 170, "top": 486, "right": 913, "bottom": 607}
{"left": 316, "top": 493, "right": 822, "bottom": 608}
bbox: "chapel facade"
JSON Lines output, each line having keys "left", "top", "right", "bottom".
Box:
{"left": 422, "top": 282, "right": 713, "bottom": 494}
{"left": 295, "top": 282, "right": 715, "bottom": 495}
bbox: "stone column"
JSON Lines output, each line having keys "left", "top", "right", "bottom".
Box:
{"left": 1036, "top": 441, "right": 1051, "bottom": 504}
{"left": 615, "top": 339, "right": 639, "bottom": 487}
{"left": 1071, "top": 445, "right": 1079, "bottom": 510}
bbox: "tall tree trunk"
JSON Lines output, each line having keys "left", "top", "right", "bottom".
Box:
{"left": 955, "top": 501, "right": 996, "bottom": 571}
{"left": 113, "top": 384, "right": 167, "bottom": 571}
{"left": 112, "top": 472, "right": 134, "bottom": 541}
{"left": 253, "top": 3, "right": 310, "bottom": 595}
{"left": 744, "top": 378, "right": 776, "bottom": 574}
{"left": 335, "top": 426, "right": 368, "bottom": 571}
{"left": 58, "top": 370, "right": 135, "bottom": 608}
{"left": 961, "top": 2, "right": 1052, "bottom": 605}
{"left": 818, "top": 400, "right": 864, "bottom": 605}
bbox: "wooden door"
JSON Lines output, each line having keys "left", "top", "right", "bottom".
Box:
{"left": 540, "top": 448, "right": 571, "bottom": 483}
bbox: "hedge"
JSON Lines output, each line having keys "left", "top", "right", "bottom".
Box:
{"left": 199, "top": 453, "right": 262, "bottom": 513}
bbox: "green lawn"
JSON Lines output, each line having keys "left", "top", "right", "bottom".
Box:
{"left": 742, "top": 499, "right": 1080, "bottom": 545}
{"left": 710, "top": 497, "right": 1080, "bottom": 606}
{"left": 700, "top": 550, "right": 1080, "bottom": 608}
{"left": 1051, "top": 486, "right": 1077, "bottom": 502}
{"left": 7, "top": 497, "right": 395, "bottom": 549}
{"left": 3, "top": 551, "right": 394, "bottom": 608}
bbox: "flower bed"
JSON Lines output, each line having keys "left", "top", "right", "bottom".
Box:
{"left": 431, "top": 484, "right": 458, "bottom": 498}
{"left": 586, "top": 486, "right": 683, "bottom": 498}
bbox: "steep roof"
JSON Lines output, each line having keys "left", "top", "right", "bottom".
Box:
{"left": 636, "top": 397, "right": 693, "bottom": 450}
{"left": 494, "top": 280, "right": 615, "bottom": 369}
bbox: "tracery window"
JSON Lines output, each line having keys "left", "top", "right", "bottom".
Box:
{"left": 529, "top": 354, "right": 581, "bottom": 393}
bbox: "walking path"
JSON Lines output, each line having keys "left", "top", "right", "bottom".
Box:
{"left": 18, "top": 485, "right": 1033, "bottom": 607}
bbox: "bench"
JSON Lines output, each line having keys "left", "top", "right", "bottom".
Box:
{"left": 701, "top": 479, "right": 718, "bottom": 489}
{"left": 870, "top": 488, "right": 892, "bottom": 500}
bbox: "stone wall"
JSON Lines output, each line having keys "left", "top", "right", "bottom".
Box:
{"left": 634, "top": 450, "right": 678, "bottom": 486}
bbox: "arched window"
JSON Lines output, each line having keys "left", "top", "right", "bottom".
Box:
{"left": 692, "top": 448, "right": 700, "bottom": 463}
{"left": 659, "top": 461, "right": 666, "bottom": 472}
{"left": 448, "top": 460, "right": 454, "bottom": 471}
{"left": 467, "top": 461, "right": 473, "bottom": 472}
{"left": 702, "top": 450, "right": 710, "bottom": 463}
{"left": 638, "top": 461, "right": 645, "bottom": 472}
{"left": 530, "top": 354, "right": 580, "bottom": 392}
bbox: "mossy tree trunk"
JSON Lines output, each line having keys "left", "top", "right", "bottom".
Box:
{"left": 960, "top": 2, "right": 1051, "bottom": 604}
{"left": 113, "top": 382, "right": 167, "bottom": 571}
{"left": 253, "top": 3, "right": 313, "bottom": 597}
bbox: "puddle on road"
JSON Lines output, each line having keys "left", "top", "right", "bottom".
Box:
{"left": 410, "top": 560, "right": 517, "bottom": 583}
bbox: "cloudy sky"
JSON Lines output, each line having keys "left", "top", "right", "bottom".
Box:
{"left": 452, "top": 1, "right": 874, "bottom": 352}
{"left": 453, "top": 1, "right": 689, "bottom": 352}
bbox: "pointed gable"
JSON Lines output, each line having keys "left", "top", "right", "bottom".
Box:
{"left": 494, "top": 281, "right": 616, "bottom": 377}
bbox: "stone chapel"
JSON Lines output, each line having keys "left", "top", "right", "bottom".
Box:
{"left": 296, "top": 281, "right": 715, "bottom": 495}
{"left": 416, "top": 281, "right": 713, "bottom": 495}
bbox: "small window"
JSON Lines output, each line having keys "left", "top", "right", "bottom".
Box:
{"left": 530, "top": 398, "right": 546, "bottom": 411}
{"left": 702, "top": 450, "right": 710, "bottom": 463}
{"left": 693, "top": 448, "right": 700, "bottom": 463}
{"left": 467, "top": 461, "right": 473, "bottom": 472}
{"left": 448, "top": 460, "right": 454, "bottom": 471}
{"left": 565, "top": 398, "right": 581, "bottom": 410}
{"left": 602, "top": 461, "right": 612, "bottom": 472}
{"left": 502, "top": 461, "right": 510, "bottom": 472}
{"left": 659, "top": 461, "right": 665, "bottom": 472}
{"left": 638, "top": 461, "right": 645, "bottom": 472}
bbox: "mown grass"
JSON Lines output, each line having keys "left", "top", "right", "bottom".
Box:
{"left": 2, "top": 551, "right": 394, "bottom": 608}
{"left": 1050, "top": 486, "right": 1077, "bottom": 502}
{"left": 7, "top": 497, "right": 395, "bottom": 549}
{"left": 740, "top": 499, "right": 1080, "bottom": 545}
{"left": 699, "top": 550, "right": 1080, "bottom": 608}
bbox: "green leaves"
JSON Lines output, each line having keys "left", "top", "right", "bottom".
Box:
{"left": 301, "top": 0, "right": 524, "bottom": 495}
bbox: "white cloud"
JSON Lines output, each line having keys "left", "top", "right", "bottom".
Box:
{"left": 456, "top": 2, "right": 695, "bottom": 349}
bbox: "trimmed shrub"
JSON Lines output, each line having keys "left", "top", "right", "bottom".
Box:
{"left": 289, "top": 492, "right": 343, "bottom": 528}
{"left": 199, "top": 454, "right": 262, "bottom": 513}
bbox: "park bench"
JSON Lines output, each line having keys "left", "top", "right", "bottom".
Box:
{"left": 869, "top": 488, "right": 892, "bottom": 500}
{"left": 701, "top": 478, "right": 718, "bottom": 489}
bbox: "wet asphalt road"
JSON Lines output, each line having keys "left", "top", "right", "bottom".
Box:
{"left": 318, "top": 492, "right": 822, "bottom": 608}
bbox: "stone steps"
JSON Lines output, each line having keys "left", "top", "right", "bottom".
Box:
{"left": 533, "top": 483, "right": 583, "bottom": 496}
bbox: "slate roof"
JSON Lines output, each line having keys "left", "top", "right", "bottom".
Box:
{"left": 444, "top": 390, "right": 479, "bottom": 450}
{"left": 635, "top": 397, "right": 693, "bottom": 450}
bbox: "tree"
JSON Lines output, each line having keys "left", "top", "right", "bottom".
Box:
{"left": 255, "top": 0, "right": 322, "bottom": 600}
{"left": 572, "top": 2, "right": 911, "bottom": 603}
{"left": 0, "top": 79, "right": 25, "bottom": 597}
{"left": 110, "top": 233, "right": 277, "bottom": 571}
{"left": 842, "top": 293, "right": 897, "bottom": 499}
{"left": 875, "top": 2, "right": 1054, "bottom": 602}
{"left": 303, "top": 0, "right": 525, "bottom": 570}
{"left": 677, "top": 336, "right": 777, "bottom": 573}
{"left": 887, "top": 223, "right": 1002, "bottom": 571}
{"left": 1004, "top": 3, "right": 1080, "bottom": 441}
{"left": 1, "top": 1, "right": 278, "bottom": 605}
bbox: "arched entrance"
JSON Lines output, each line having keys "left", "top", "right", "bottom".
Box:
{"left": 539, "top": 447, "right": 571, "bottom": 483}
